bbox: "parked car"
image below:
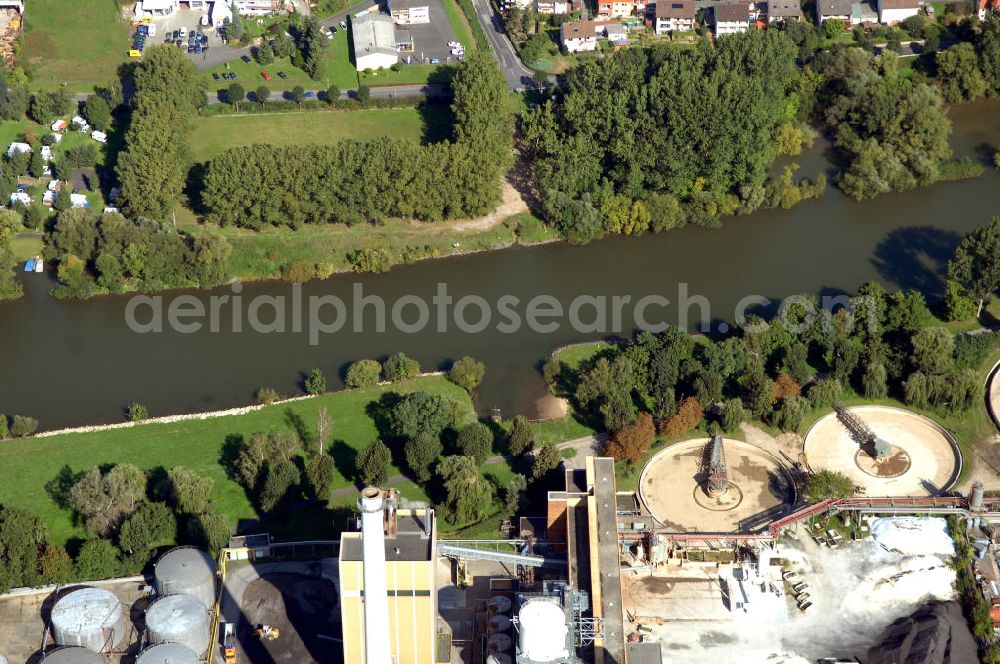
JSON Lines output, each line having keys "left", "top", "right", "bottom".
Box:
{"left": 304, "top": 91, "right": 315, "bottom": 98}
{"left": 200, "top": 14, "right": 210, "bottom": 26}
{"left": 277, "top": 71, "right": 287, "bottom": 79}
{"left": 261, "top": 71, "right": 272, "bottom": 80}
{"left": 187, "top": 45, "right": 195, "bottom": 53}
{"left": 231, "top": 72, "right": 238, "bottom": 79}
{"left": 339, "top": 20, "right": 347, "bottom": 29}
{"left": 179, "top": 27, "right": 187, "bottom": 38}
{"left": 331, "top": 26, "right": 338, "bottom": 33}
{"left": 200, "top": 35, "right": 209, "bottom": 45}
{"left": 241, "top": 54, "right": 252, "bottom": 63}
{"left": 429, "top": 57, "right": 440, "bottom": 64}
{"left": 213, "top": 72, "right": 220, "bottom": 80}
{"left": 173, "top": 30, "right": 180, "bottom": 40}
{"left": 194, "top": 43, "right": 202, "bottom": 53}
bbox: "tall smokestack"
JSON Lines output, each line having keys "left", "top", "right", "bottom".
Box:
{"left": 359, "top": 487, "right": 392, "bottom": 664}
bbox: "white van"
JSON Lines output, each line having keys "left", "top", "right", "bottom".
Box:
{"left": 179, "top": 26, "right": 187, "bottom": 39}
{"left": 148, "top": 23, "right": 157, "bottom": 37}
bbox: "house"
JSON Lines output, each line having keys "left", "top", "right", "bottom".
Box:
{"left": 981, "top": 0, "right": 1000, "bottom": 19}
{"left": 602, "top": 22, "right": 630, "bottom": 44}
{"left": 653, "top": 0, "right": 696, "bottom": 32}
{"left": 597, "top": 0, "right": 635, "bottom": 18}
{"left": 815, "top": 0, "right": 852, "bottom": 23}
{"left": 537, "top": 0, "right": 571, "bottom": 14}
{"left": 713, "top": 3, "right": 750, "bottom": 33}
{"left": 351, "top": 13, "right": 398, "bottom": 71}
{"left": 390, "top": 0, "right": 430, "bottom": 24}
{"left": 877, "top": 0, "right": 919, "bottom": 23}
{"left": 5, "top": 141, "right": 29, "bottom": 158}
{"left": 766, "top": 0, "right": 802, "bottom": 22}
{"left": 561, "top": 21, "right": 598, "bottom": 52}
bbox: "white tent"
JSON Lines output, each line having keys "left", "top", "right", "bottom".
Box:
{"left": 6, "top": 141, "right": 30, "bottom": 158}
{"left": 70, "top": 193, "right": 90, "bottom": 209}
{"left": 9, "top": 191, "right": 31, "bottom": 205}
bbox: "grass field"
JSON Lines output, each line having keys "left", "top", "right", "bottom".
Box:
{"left": 0, "top": 376, "right": 474, "bottom": 547}
{"left": 187, "top": 106, "right": 449, "bottom": 161}
{"left": 360, "top": 63, "right": 452, "bottom": 86}
{"left": 20, "top": 0, "right": 130, "bottom": 92}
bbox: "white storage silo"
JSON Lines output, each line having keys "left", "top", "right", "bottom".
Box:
{"left": 135, "top": 641, "right": 201, "bottom": 664}
{"left": 153, "top": 546, "right": 217, "bottom": 610}
{"left": 516, "top": 599, "right": 570, "bottom": 662}
{"left": 50, "top": 586, "right": 126, "bottom": 653}
{"left": 39, "top": 647, "right": 106, "bottom": 664}
{"left": 145, "top": 594, "right": 211, "bottom": 656}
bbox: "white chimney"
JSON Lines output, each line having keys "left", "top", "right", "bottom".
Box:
{"left": 359, "top": 487, "right": 392, "bottom": 664}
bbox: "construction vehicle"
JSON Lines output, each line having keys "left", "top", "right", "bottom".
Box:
{"left": 222, "top": 623, "right": 237, "bottom": 664}
{"left": 256, "top": 624, "right": 280, "bottom": 641}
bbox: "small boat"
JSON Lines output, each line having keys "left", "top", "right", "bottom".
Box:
{"left": 24, "top": 258, "right": 35, "bottom": 272}
{"left": 33, "top": 256, "right": 43, "bottom": 273}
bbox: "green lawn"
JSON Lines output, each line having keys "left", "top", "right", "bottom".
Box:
{"left": 359, "top": 63, "right": 452, "bottom": 86}
{"left": 20, "top": 0, "right": 131, "bottom": 92}
{"left": 203, "top": 55, "right": 320, "bottom": 97}
{"left": 553, "top": 341, "right": 614, "bottom": 371}
{"left": 0, "top": 376, "right": 474, "bottom": 547}
{"left": 187, "top": 106, "right": 447, "bottom": 161}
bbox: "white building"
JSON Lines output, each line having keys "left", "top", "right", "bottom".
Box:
{"left": 815, "top": 0, "right": 852, "bottom": 23}
{"left": 390, "top": 0, "right": 430, "bottom": 24}
{"left": 537, "top": 0, "right": 571, "bottom": 14}
{"left": 876, "top": 0, "right": 918, "bottom": 23}
{"left": 713, "top": 2, "right": 750, "bottom": 34}
{"left": 136, "top": 0, "right": 280, "bottom": 21}
{"left": 560, "top": 20, "right": 597, "bottom": 52}
{"left": 135, "top": 0, "right": 179, "bottom": 17}
{"left": 653, "top": 0, "right": 696, "bottom": 33}
{"left": 766, "top": 0, "right": 802, "bottom": 22}
{"left": 352, "top": 13, "right": 398, "bottom": 71}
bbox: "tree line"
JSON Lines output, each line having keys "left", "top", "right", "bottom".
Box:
{"left": 200, "top": 52, "right": 514, "bottom": 229}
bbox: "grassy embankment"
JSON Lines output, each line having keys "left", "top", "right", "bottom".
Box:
{"left": 19, "top": 0, "right": 130, "bottom": 92}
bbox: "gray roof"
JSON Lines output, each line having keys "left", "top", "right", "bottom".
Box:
{"left": 352, "top": 13, "right": 397, "bottom": 58}
{"left": 715, "top": 2, "right": 750, "bottom": 20}
{"left": 768, "top": 0, "right": 802, "bottom": 16}
{"left": 655, "top": 0, "right": 696, "bottom": 19}
{"left": 817, "top": 0, "right": 852, "bottom": 15}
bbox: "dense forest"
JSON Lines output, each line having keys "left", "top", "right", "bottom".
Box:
{"left": 200, "top": 52, "right": 514, "bottom": 228}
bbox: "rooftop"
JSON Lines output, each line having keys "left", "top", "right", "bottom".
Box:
{"left": 352, "top": 12, "right": 397, "bottom": 57}
{"left": 817, "top": 0, "right": 852, "bottom": 15}
{"left": 879, "top": 0, "right": 918, "bottom": 7}
{"left": 715, "top": 2, "right": 750, "bottom": 20}
{"left": 340, "top": 510, "right": 433, "bottom": 562}
{"left": 655, "top": 0, "right": 696, "bottom": 18}
{"left": 561, "top": 20, "right": 597, "bottom": 40}
{"left": 768, "top": 0, "right": 802, "bottom": 16}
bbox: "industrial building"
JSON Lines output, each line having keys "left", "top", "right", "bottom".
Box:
{"left": 351, "top": 13, "right": 400, "bottom": 71}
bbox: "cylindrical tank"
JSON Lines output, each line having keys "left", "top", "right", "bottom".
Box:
{"left": 135, "top": 641, "right": 201, "bottom": 664}
{"left": 517, "top": 599, "right": 569, "bottom": 662}
{"left": 39, "top": 647, "right": 105, "bottom": 664}
{"left": 154, "top": 547, "right": 217, "bottom": 610}
{"left": 973, "top": 480, "right": 985, "bottom": 510}
{"left": 486, "top": 655, "right": 512, "bottom": 664}
{"left": 50, "top": 586, "right": 126, "bottom": 653}
{"left": 489, "top": 613, "right": 512, "bottom": 632}
{"left": 145, "top": 594, "right": 211, "bottom": 656}
{"left": 487, "top": 595, "right": 512, "bottom": 613}
{"left": 488, "top": 633, "right": 512, "bottom": 652}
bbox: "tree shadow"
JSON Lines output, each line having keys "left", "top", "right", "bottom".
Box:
{"left": 44, "top": 464, "right": 81, "bottom": 510}
{"left": 870, "top": 225, "right": 962, "bottom": 296}
{"left": 146, "top": 465, "right": 171, "bottom": 502}
{"left": 330, "top": 439, "right": 358, "bottom": 487}
{"left": 184, "top": 161, "right": 209, "bottom": 217}
{"left": 285, "top": 408, "right": 314, "bottom": 450}
{"left": 364, "top": 392, "right": 403, "bottom": 441}
{"left": 419, "top": 99, "right": 454, "bottom": 145}
{"left": 220, "top": 433, "right": 246, "bottom": 480}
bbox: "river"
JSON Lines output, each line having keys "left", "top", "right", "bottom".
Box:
{"left": 1, "top": 101, "right": 998, "bottom": 431}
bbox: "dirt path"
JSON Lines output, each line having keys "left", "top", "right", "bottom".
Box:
{"left": 739, "top": 423, "right": 804, "bottom": 466}
{"left": 411, "top": 180, "right": 530, "bottom": 234}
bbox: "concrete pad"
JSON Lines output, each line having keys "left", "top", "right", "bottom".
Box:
{"left": 802, "top": 406, "right": 960, "bottom": 496}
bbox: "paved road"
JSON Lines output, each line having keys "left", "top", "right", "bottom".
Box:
{"left": 467, "top": 0, "right": 536, "bottom": 90}
{"left": 329, "top": 433, "right": 605, "bottom": 499}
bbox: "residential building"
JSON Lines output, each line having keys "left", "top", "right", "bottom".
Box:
{"left": 713, "top": 2, "right": 750, "bottom": 34}
{"left": 597, "top": 0, "right": 636, "bottom": 17}
{"left": 851, "top": 0, "right": 878, "bottom": 25}
{"left": 351, "top": 12, "right": 399, "bottom": 71}
{"left": 981, "top": 0, "right": 1000, "bottom": 19}
{"left": 766, "top": 0, "right": 802, "bottom": 21}
{"left": 339, "top": 489, "right": 438, "bottom": 664}
{"left": 389, "top": 0, "right": 430, "bottom": 24}
{"left": 561, "top": 20, "right": 598, "bottom": 52}
{"left": 815, "top": 0, "right": 852, "bottom": 23}
{"left": 653, "top": 0, "right": 696, "bottom": 32}
{"left": 876, "top": 0, "right": 919, "bottom": 23}
{"left": 602, "top": 21, "right": 630, "bottom": 44}
{"left": 139, "top": 0, "right": 280, "bottom": 21}
{"left": 537, "top": 0, "right": 571, "bottom": 13}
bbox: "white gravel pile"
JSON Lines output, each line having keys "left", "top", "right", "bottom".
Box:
{"left": 845, "top": 555, "right": 956, "bottom": 608}
{"left": 870, "top": 517, "right": 955, "bottom": 556}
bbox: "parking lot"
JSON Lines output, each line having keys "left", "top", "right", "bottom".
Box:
{"left": 391, "top": 0, "right": 462, "bottom": 64}
{"left": 139, "top": 8, "right": 249, "bottom": 69}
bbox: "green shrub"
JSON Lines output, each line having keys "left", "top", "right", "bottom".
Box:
{"left": 127, "top": 402, "right": 149, "bottom": 422}
{"left": 304, "top": 368, "right": 327, "bottom": 395}
{"left": 383, "top": 352, "right": 421, "bottom": 381}
{"left": 346, "top": 359, "right": 382, "bottom": 388}
{"left": 9, "top": 415, "right": 38, "bottom": 437}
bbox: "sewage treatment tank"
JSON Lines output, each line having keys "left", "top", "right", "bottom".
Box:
{"left": 135, "top": 641, "right": 201, "bottom": 664}
{"left": 153, "top": 546, "right": 217, "bottom": 610}
{"left": 145, "top": 594, "right": 211, "bottom": 656}
{"left": 50, "top": 586, "right": 126, "bottom": 653}
{"left": 38, "top": 647, "right": 106, "bottom": 664}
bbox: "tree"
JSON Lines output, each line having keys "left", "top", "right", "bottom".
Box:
{"left": 910, "top": 327, "right": 954, "bottom": 374}
{"left": 234, "top": 431, "right": 301, "bottom": 490}
{"left": 38, "top": 542, "right": 73, "bottom": 585}
{"left": 405, "top": 433, "right": 442, "bottom": 482}
{"left": 357, "top": 439, "right": 392, "bottom": 486}
{"left": 771, "top": 396, "right": 810, "bottom": 432}
{"left": 823, "top": 18, "right": 845, "bottom": 39}
{"left": 942, "top": 280, "right": 977, "bottom": 322}
{"left": 531, "top": 442, "right": 562, "bottom": 481}
{"left": 660, "top": 397, "right": 704, "bottom": 437}
{"left": 53, "top": 186, "right": 73, "bottom": 213}
{"left": 255, "top": 84, "right": 271, "bottom": 105}
{"left": 604, "top": 412, "right": 655, "bottom": 465}
{"left": 255, "top": 41, "right": 275, "bottom": 65}
{"left": 389, "top": 391, "right": 456, "bottom": 441}
{"left": 168, "top": 466, "right": 214, "bottom": 515}
{"left": 69, "top": 464, "right": 146, "bottom": 536}
{"left": 298, "top": 17, "right": 327, "bottom": 78}
{"left": 9, "top": 414, "right": 38, "bottom": 437}
{"left": 507, "top": 415, "right": 536, "bottom": 456}
{"left": 28, "top": 149, "right": 43, "bottom": 178}
{"left": 304, "top": 368, "right": 327, "bottom": 394}
{"left": 719, "top": 398, "right": 748, "bottom": 433}
{"left": 356, "top": 84, "right": 371, "bottom": 104}
{"left": 806, "top": 378, "right": 843, "bottom": 410}
{"left": 118, "top": 501, "right": 176, "bottom": 556}
{"left": 346, "top": 359, "right": 381, "bottom": 388}
{"left": 74, "top": 539, "right": 121, "bottom": 581}
{"left": 289, "top": 85, "right": 305, "bottom": 108}
{"left": 949, "top": 216, "right": 1000, "bottom": 317}
{"left": 259, "top": 459, "right": 301, "bottom": 513}
{"left": 305, "top": 454, "right": 334, "bottom": 500}
{"left": 456, "top": 422, "right": 493, "bottom": 462}
{"left": 222, "top": 9, "right": 243, "bottom": 42}
{"left": 0, "top": 506, "right": 47, "bottom": 592}
{"left": 0, "top": 415, "right": 7, "bottom": 440}
{"left": 935, "top": 42, "right": 987, "bottom": 102}
{"left": 326, "top": 85, "right": 341, "bottom": 104}
{"left": 504, "top": 474, "right": 527, "bottom": 515}
{"left": 437, "top": 455, "right": 495, "bottom": 525}
{"left": 805, "top": 469, "right": 855, "bottom": 501}
{"left": 185, "top": 508, "right": 231, "bottom": 555}
{"left": 383, "top": 352, "right": 421, "bottom": 381}
{"left": 128, "top": 402, "right": 148, "bottom": 421}
{"left": 449, "top": 356, "right": 485, "bottom": 393}
{"left": 256, "top": 387, "right": 281, "bottom": 404}
{"left": 227, "top": 82, "right": 245, "bottom": 109}
{"left": 316, "top": 407, "right": 332, "bottom": 455}
{"left": 83, "top": 95, "right": 111, "bottom": 132}
{"left": 862, "top": 359, "right": 888, "bottom": 399}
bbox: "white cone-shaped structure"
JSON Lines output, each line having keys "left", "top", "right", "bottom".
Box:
{"left": 360, "top": 487, "right": 392, "bottom": 664}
